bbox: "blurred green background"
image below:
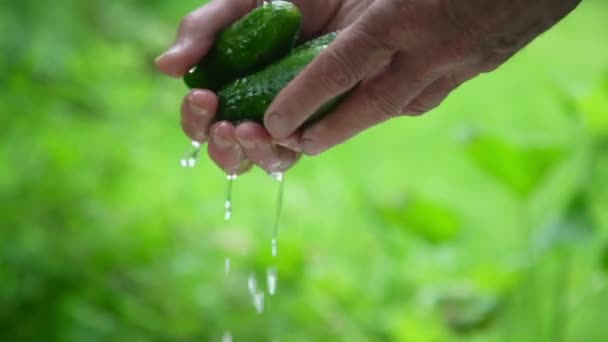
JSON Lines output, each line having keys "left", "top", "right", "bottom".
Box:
{"left": 2, "top": 0, "right": 608, "bottom": 341}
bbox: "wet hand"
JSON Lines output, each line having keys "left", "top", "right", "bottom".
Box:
{"left": 264, "top": 0, "right": 581, "bottom": 155}
{"left": 156, "top": 0, "right": 581, "bottom": 173}
{"left": 155, "top": 0, "right": 343, "bottom": 174}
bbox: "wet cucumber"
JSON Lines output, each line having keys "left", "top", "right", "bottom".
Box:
{"left": 184, "top": 1, "right": 302, "bottom": 91}
{"left": 216, "top": 32, "right": 339, "bottom": 124}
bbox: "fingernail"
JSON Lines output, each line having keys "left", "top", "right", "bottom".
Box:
{"left": 155, "top": 44, "right": 183, "bottom": 77}
{"left": 189, "top": 102, "right": 209, "bottom": 117}
{"left": 155, "top": 44, "right": 181, "bottom": 62}
{"left": 235, "top": 160, "right": 253, "bottom": 174}
{"left": 237, "top": 135, "right": 256, "bottom": 149}
{"left": 302, "top": 138, "right": 324, "bottom": 156}
{"left": 274, "top": 138, "right": 302, "bottom": 152}
{"left": 265, "top": 112, "right": 288, "bottom": 138}
{"left": 213, "top": 132, "right": 233, "bottom": 149}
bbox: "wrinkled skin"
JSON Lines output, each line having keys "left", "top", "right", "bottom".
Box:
{"left": 156, "top": 0, "right": 581, "bottom": 174}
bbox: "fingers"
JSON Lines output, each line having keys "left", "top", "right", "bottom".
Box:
{"left": 264, "top": 14, "right": 397, "bottom": 140}
{"left": 207, "top": 121, "right": 299, "bottom": 174}
{"left": 208, "top": 121, "right": 252, "bottom": 175}
{"left": 155, "top": 0, "right": 261, "bottom": 77}
{"left": 288, "top": 0, "right": 343, "bottom": 40}
{"left": 403, "top": 76, "right": 459, "bottom": 115}
{"left": 181, "top": 89, "right": 218, "bottom": 143}
{"left": 404, "top": 67, "right": 480, "bottom": 115}
{"left": 300, "top": 52, "right": 439, "bottom": 155}
{"left": 234, "top": 122, "right": 300, "bottom": 172}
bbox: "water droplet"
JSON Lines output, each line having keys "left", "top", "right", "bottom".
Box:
{"left": 270, "top": 173, "right": 284, "bottom": 258}
{"left": 224, "top": 200, "right": 232, "bottom": 221}
{"left": 224, "top": 258, "right": 231, "bottom": 274}
{"left": 253, "top": 292, "right": 265, "bottom": 314}
{"left": 247, "top": 274, "right": 257, "bottom": 294}
{"left": 224, "top": 174, "right": 237, "bottom": 220}
{"left": 271, "top": 238, "right": 278, "bottom": 257}
{"left": 180, "top": 140, "right": 201, "bottom": 168}
{"left": 266, "top": 267, "right": 278, "bottom": 296}
{"left": 222, "top": 332, "right": 232, "bottom": 342}
{"left": 269, "top": 172, "right": 284, "bottom": 182}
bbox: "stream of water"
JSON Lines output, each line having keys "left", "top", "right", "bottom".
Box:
{"left": 180, "top": 143, "right": 286, "bottom": 339}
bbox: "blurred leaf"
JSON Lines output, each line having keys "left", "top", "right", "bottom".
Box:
{"left": 389, "top": 311, "right": 448, "bottom": 341}
{"left": 601, "top": 242, "right": 608, "bottom": 273}
{"left": 467, "top": 135, "right": 565, "bottom": 198}
{"left": 437, "top": 288, "right": 502, "bottom": 335}
{"left": 375, "top": 194, "right": 461, "bottom": 244}
{"left": 535, "top": 190, "right": 596, "bottom": 252}
{"left": 580, "top": 73, "right": 608, "bottom": 138}
{"left": 471, "top": 266, "right": 519, "bottom": 294}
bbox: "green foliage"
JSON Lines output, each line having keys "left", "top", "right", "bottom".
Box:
{"left": 535, "top": 191, "right": 596, "bottom": 252}
{"left": 2, "top": 0, "right": 608, "bottom": 341}
{"left": 374, "top": 193, "right": 461, "bottom": 243}
{"left": 437, "top": 289, "right": 502, "bottom": 335}
{"left": 601, "top": 243, "right": 608, "bottom": 273}
{"left": 466, "top": 134, "right": 565, "bottom": 198}
{"left": 580, "top": 73, "right": 608, "bottom": 138}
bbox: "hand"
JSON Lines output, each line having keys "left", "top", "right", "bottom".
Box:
{"left": 156, "top": 0, "right": 345, "bottom": 174}
{"left": 156, "top": 0, "right": 581, "bottom": 174}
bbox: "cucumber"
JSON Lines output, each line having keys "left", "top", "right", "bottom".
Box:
{"left": 184, "top": 1, "right": 302, "bottom": 91}
{"left": 216, "top": 32, "right": 339, "bottom": 124}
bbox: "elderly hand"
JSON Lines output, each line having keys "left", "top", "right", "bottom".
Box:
{"left": 156, "top": 0, "right": 580, "bottom": 174}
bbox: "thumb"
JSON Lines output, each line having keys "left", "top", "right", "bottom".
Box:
{"left": 155, "top": 0, "right": 261, "bottom": 77}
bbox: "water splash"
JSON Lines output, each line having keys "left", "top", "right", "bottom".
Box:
{"left": 224, "top": 174, "right": 237, "bottom": 220}
{"left": 180, "top": 140, "right": 201, "bottom": 168}
{"left": 266, "top": 267, "right": 278, "bottom": 296}
{"left": 222, "top": 332, "right": 232, "bottom": 342}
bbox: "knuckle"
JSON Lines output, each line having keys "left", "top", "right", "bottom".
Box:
{"left": 350, "top": 21, "right": 396, "bottom": 54}
{"left": 405, "top": 100, "right": 434, "bottom": 116}
{"left": 320, "top": 48, "right": 362, "bottom": 92}
{"left": 366, "top": 85, "right": 404, "bottom": 121}
{"left": 478, "top": 50, "right": 512, "bottom": 73}
{"left": 178, "top": 13, "right": 198, "bottom": 34}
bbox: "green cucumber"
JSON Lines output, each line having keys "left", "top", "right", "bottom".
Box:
{"left": 216, "top": 32, "right": 340, "bottom": 124}
{"left": 184, "top": 1, "right": 302, "bottom": 91}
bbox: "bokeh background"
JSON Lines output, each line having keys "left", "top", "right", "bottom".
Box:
{"left": 2, "top": 0, "right": 608, "bottom": 341}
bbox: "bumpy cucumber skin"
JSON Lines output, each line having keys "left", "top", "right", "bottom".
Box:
{"left": 216, "top": 32, "right": 339, "bottom": 124}
{"left": 184, "top": 1, "right": 302, "bottom": 91}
